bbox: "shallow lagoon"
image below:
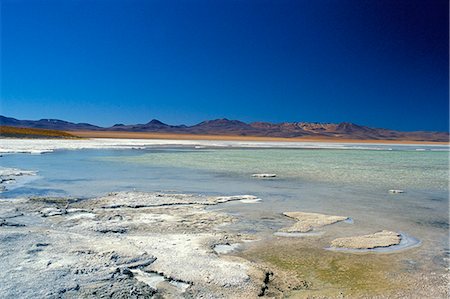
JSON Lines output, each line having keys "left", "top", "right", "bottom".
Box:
{"left": 1, "top": 144, "right": 448, "bottom": 297}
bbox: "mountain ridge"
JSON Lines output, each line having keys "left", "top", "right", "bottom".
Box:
{"left": 1, "top": 115, "right": 448, "bottom": 142}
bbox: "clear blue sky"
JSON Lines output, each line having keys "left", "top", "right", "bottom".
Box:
{"left": 1, "top": 0, "right": 448, "bottom": 131}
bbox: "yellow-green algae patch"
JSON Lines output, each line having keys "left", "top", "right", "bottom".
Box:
{"left": 239, "top": 238, "right": 414, "bottom": 298}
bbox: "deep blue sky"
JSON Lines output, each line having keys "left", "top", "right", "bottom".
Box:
{"left": 1, "top": 0, "right": 448, "bottom": 131}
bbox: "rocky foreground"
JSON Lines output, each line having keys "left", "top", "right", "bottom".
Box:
{"left": 0, "top": 192, "right": 271, "bottom": 298}
{"left": 0, "top": 186, "right": 447, "bottom": 298}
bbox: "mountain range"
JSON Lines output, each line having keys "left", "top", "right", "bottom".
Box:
{"left": 1, "top": 115, "right": 448, "bottom": 142}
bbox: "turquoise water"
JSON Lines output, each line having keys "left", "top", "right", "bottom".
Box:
{"left": 111, "top": 148, "right": 449, "bottom": 190}
{"left": 1, "top": 146, "right": 448, "bottom": 271}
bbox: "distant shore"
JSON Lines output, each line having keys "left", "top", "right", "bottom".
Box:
{"left": 71, "top": 130, "right": 450, "bottom": 145}
{"left": 0, "top": 126, "right": 78, "bottom": 139}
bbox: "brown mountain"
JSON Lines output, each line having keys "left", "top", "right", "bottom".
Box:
{"left": 105, "top": 119, "right": 186, "bottom": 132}
{"left": 1, "top": 115, "right": 448, "bottom": 142}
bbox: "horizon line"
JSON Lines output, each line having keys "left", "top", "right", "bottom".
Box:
{"left": 1, "top": 114, "right": 449, "bottom": 133}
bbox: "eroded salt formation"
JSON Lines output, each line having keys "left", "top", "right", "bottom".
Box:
{"left": 330, "top": 230, "right": 402, "bottom": 249}
{"left": 278, "top": 211, "right": 349, "bottom": 233}
{"left": 0, "top": 192, "right": 269, "bottom": 298}
{"left": 0, "top": 167, "right": 37, "bottom": 192}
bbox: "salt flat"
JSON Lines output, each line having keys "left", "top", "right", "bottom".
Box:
{"left": 1, "top": 137, "right": 447, "bottom": 154}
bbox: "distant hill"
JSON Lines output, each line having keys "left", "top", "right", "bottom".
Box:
{"left": 0, "top": 116, "right": 101, "bottom": 131}
{"left": 1, "top": 115, "right": 448, "bottom": 142}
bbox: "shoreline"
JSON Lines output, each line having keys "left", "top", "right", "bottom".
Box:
{"left": 70, "top": 130, "right": 450, "bottom": 145}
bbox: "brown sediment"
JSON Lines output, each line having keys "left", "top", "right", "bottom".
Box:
{"left": 237, "top": 237, "right": 440, "bottom": 298}
{"left": 70, "top": 130, "right": 450, "bottom": 145}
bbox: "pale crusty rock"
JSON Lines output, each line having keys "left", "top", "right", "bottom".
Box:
{"left": 0, "top": 191, "right": 266, "bottom": 298}
{"left": 0, "top": 167, "right": 37, "bottom": 177}
{"left": 279, "top": 212, "right": 348, "bottom": 233}
{"left": 90, "top": 191, "right": 259, "bottom": 209}
{"left": 330, "top": 230, "right": 402, "bottom": 249}
{"left": 0, "top": 167, "right": 37, "bottom": 192}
